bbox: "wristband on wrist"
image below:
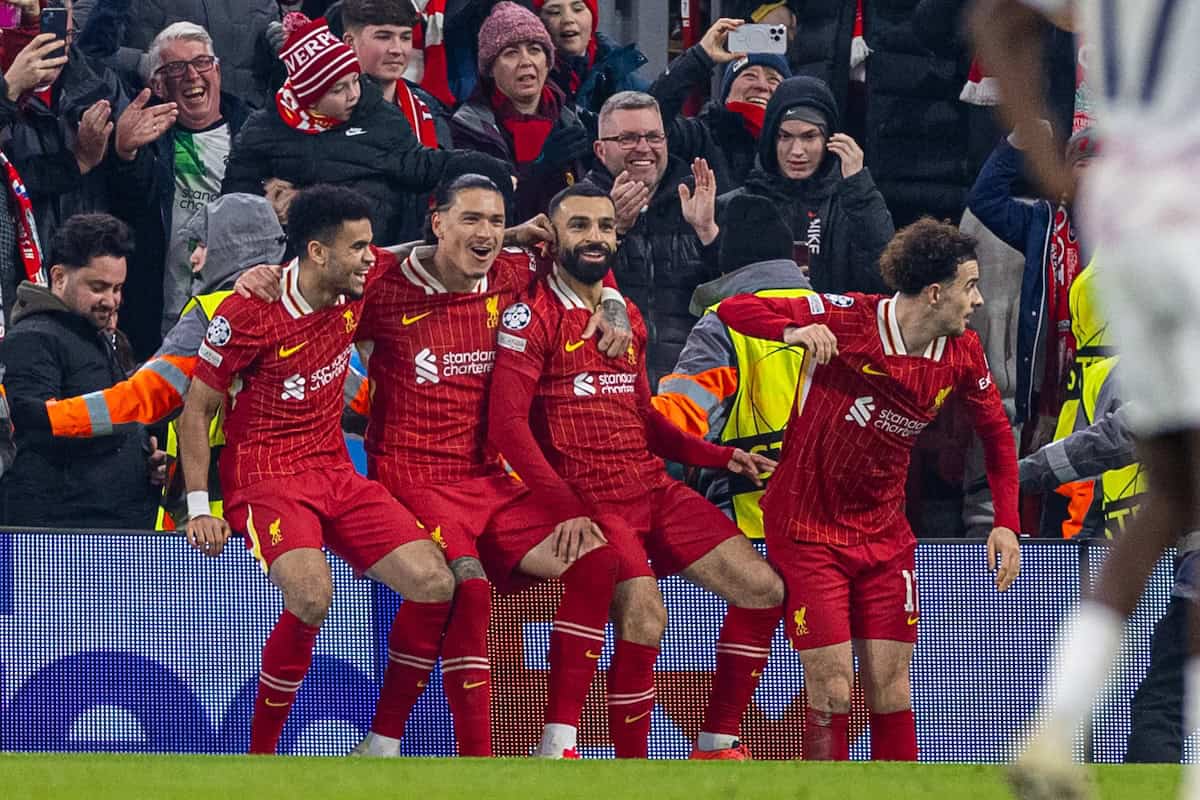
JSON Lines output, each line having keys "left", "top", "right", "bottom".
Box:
{"left": 186, "top": 491, "right": 211, "bottom": 519}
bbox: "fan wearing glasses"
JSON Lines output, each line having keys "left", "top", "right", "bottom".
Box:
{"left": 108, "top": 20, "right": 252, "bottom": 359}
{"left": 580, "top": 90, "right": 723, "bottom": 388}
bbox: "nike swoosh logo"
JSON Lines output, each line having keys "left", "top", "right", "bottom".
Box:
{"left": 402, "top": 311, "right": 433, "bottom": 325}
{"left": 264, "top": 698, "right": 291, "bottom": 707}
{"left": 278, "top": 341, "right": 307, "bottom": 358}
{"left": 345, "top": 128, "right": 367, "bottom": 137}
{"left": 751, "top": 669, "right": 762, "bottom": 678}
{"left": 462, "top": 680, "right": 487, "bottom": 690}
{"left": 565, "top": 340, "right": 585, "bottom": 352}
{"left": 907, "top": 615, "right": 919, "bottom": 626}
{"left": 585, "top": 650, "right": 602, "bottom": 659}
{"left": 862, "top": 364, "right": 887, "bottom": 376}
{"left": 624, "top": 711, "right": 651, "bottom": 724}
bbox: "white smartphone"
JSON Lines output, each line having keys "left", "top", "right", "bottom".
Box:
{"left": 727, "top": 23, "right": 788, "bottom": 55}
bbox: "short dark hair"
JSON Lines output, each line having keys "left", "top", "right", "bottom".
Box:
{"left": 548, "top": 182, "right": 613, "bottom": 219}
{"left": 879, "top": 217, "right": 978, "bottom": 295}
{"left": 423, "top": 174, "right": 504, "bottom": 243}
{"left": 341, "top": 0, "right": 420, "bottom": 31}
{"left": 51, "top": 213, "right": 134, "bottom": 270}
{"left": 286, "top": 184, "right": 374, "bottom": 255}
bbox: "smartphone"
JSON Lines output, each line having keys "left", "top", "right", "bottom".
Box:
{"left": 727, "top": 23, "right": 788, "bottom": 55}
{"left": 40, "top": 5, "right": 68, "bottom": 57}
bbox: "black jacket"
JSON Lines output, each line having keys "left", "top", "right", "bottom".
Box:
{"left": 716, "top": 76, "right": 892, "bottom": 296}
{"left": 580, "top": 158, "right": 719, "bottom": 388}
{"left": 221, "top": 79, "right": 456, "bottom": 247}
{"left": 0, "top": 283, "right": 157, "bottom": 529}
{"left": 0, "top": 46, "right": 137, "bottom": 256}
{"left": 650, "top": 45, "right": 759, "bottom": 193}
{"left": 110, "top": 93, "right": 251, "bottom": 360}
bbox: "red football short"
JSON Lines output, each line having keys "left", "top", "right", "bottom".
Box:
{"left": 768, "top": 524, "right": 919, "bottom": 651}
{"left": 224, "top": 466, "right": 426, "bottom": 574}
{"left": 385, "top": 474, "right": 559, "bottom": 580}
{"left": 591, "top": 482, "right": 742, "bottom": 582}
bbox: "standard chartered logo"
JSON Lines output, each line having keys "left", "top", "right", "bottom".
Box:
{"left": 573, "top": 372, "right": 596, "bottom": 397}
{"left": 573, "top": 371, "right": 635, "bottom": 397}
{"left": 415, "top": 347, "right": 495, "bottom": 385}
{"left": 845, "top": 396, "right": 875, "bottom": 427}
{"left": 844, "top": 395, "right": 928, "bottom": 437}
{"left": 281, "top": 374, "right": 306, "bottom": 401}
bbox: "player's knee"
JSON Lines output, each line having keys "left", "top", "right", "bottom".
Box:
{"left": 866, "top": 667, "right": 912, "bottom": 713}
{"left": 287, "top": 582, "right": 333, "bottom": 626}
{"left": 808, "top": 673, "right": 853, "bottom": 713}
{"left": 411, "top": 561, "right": 456, "bottom": 603}
{"left": 616, "top": 592, "right": 667, "bottom": 645}
{"left": 748, "top": 565, "right": 785, "bottom": 608}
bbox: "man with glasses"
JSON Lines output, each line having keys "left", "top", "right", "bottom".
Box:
{"left": 108, "top": 21, "right": 250, "bottom": 358}
{"left": 581, "top": 90, "right": 724, "bottom": 388}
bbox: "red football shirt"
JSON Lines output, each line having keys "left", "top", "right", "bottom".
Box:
{"left": 356, "top": 244, "right": 542, "bottom": 487}
{"left": 491, "top": 270, "right": 733, "bottom": 511}
{"left": 716, "top": 292, "right": 1019, "bottom": 546}
{"left": 193, "top": 254, "right": 392, "bottom": 490}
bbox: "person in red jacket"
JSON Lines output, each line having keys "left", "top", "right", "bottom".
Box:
{"left": 715, "top": 217, "right": 1022, "bottom": 761}
{"left": 489, "top": 182, "right": 783, "bottom": 761}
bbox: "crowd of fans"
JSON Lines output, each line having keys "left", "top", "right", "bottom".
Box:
{"left": 0, "top": 0, "right": 1114, "bottom": 546}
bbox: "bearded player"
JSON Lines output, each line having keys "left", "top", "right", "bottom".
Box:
{"left": 714, "top": 217, "right": 1022, "bottom": 761}
{"left": 178, "top": 185, "right": 457, "bottom": 755}
{"left": 351, "top": 173, "right": 632, "bottom": 759}
{"left": 973, "top": 2, "right": 1200, "bottom": 798}
{"left": 489, "top": 183, "right": 785, "bottom": 760}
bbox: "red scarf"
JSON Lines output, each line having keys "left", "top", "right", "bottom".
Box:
{"left": 724, "top": 100, "right": 766, "bottom": 138}
{"left": 492, "top": 85, "right": 560, "bottom": 164}
{"left": 275, "top": 81, "right": 342, "bottom": 134}
{"left": 395, "top": 81, "right": 439, "bottom": 148}
{"left": 0, "top": 150, "right": 43, "bottom": 286}
{"left": 414, "top": 0, "right": 455, "bottom": 108}
{"left": 1040, "top": 204, "right": 1083, "bottom": 415}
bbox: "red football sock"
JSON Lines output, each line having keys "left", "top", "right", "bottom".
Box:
{"left": 546, "top": 547, "right": 619, "bottom": 725}
{"left": 441, "top": 578, "right": 492, "bottom": 756}
{"left": 870, "top": 709, "right": 917, "bottom": 761}
{"left": 370, "top": 599, "right": 451, "bottom": 739}
{"left": 701, "top": 604, "right": 780, "bottom": 738}
{"left": 804, "top": 707, "right": 850, "bottom": 760}
{"left": 250, "top": 609, "right": 320, "bottom": 754}
{"left": 607, "top": 639, "right": 659, "bottom": 758}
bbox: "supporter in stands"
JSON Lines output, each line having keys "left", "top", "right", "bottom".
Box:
{"left": 650, "top": 17, "right": 791, "bottom": 192}
{"left": 109, "top": 21, "right": 247, "bottom": 360}
{"left": 334, "top": 0, "right": 452, "bottom": 145}
{"left": 74, "top": 0, "right": 279, "bottom": 108}
{"left": 715, "top": 76, "right": 892, "bottom": 296}
{"left": 653, "top": 193, "right": 813, "bottom": 539}
{"left": 0, "top": 213, "right": 163, "bottom": 528}
{"left": 449, "top": 2, "right": 591, "bottom": 223}
{"left": 533, "top": 0, "right": 647, "bottom": 115}
{"left": 0, "top": 6, "right": 143, "bottom": 265}
{"left": 8, "top": 194, "right": 286, "bottom": 529}
{"left": 967, "top": 123, "right": 1097, "bottom": 432}
{"left": 580, "top": 91, "right": 722, "bottom": 388}
{"left": 221, "top": 13, "right": 498, "bottom": 246}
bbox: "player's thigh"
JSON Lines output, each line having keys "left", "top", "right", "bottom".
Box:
{"left": 680, "top": 535, "right": 783, "bottom": 609}
{"left": 225, "top": 480, "right": 326, "bottom": 576}
{"left": 367, "top": 539, "right": 456, "bottom": 603}
{"left": 610, "top": 575, "right": 667, "bottom": 646}
{"left": 516, "top": 529, "right": 607, "bottom": 580}
{"left": 854, "top": 638, "right": 914, "bottom": 713}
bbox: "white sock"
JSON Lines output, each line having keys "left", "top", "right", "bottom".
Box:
{"left": 537, "top": 723, "right": 577, "bottom": 756}
{"left": 1179, "top": 659, "right": 1200, "bottom": 799}
{"left": 1040, "top": 601, "right": 1124, "bottom": 738}
{"left": 697, "top": 732, "right": 738, "bottom": 752}
{"left": 363, "top": 731, "right": 402, "bottom": 756}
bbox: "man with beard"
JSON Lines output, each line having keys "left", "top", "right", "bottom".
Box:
{"left": 715, "top": 76, "right": 893, "bottom": 296}
{"left": 489, "top": 182, "right": 784, "bottom": 760}
{"left": 351, "top": 173, "right": 631, "bottom": 759}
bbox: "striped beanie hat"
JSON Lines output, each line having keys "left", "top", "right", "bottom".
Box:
{"left": 280, "top": 13, "right": 361, "bottom": 108}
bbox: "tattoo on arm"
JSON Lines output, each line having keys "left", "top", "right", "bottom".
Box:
{"left": 601, "top": 299, "right": 631, "bottom": 332}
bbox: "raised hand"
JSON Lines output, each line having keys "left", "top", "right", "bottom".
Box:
{"left": 74, "top": 100, "right": 114, "bottom": 175}
{"left": 678, "top": 157, "right": 719, "bottom": 245}
{"left": 4, "top": 33, "right": 68, "bottom": 101}
{"left": 610, "top": 170, "right": 650, "bottom": 235}
{"left": 115, "top": 88, "right": 179, "bottom": 160}
{"left": 827, "top": 133, "right": 865, "bottom": 179}
{"left": 699, "top": 18, "right": 746, "bottom": 64}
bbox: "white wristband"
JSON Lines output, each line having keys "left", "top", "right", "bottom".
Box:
{"left": 187, "top": 491, "right": 211, "bottom": 519}
{"left": 600, "top": 286, "right": 625, "bottom": 306}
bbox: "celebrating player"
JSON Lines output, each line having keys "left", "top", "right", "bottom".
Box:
{"left": 715, "top": 217, "right": 1022, "bottom": 761}
{"left": 489, "top": 183, "right": 785, "bottom": 760}
{"left": 177, "top": 185, "right": 457, "bottom": 755}
{"left": 352, "top": 174, "right": 631, "bottom": 759}
{"left": 973, "top": 2, "right": 1200, "bottom": 798}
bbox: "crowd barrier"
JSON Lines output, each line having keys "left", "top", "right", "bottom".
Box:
{"left": 0, "top": 530, "right": 1189, "bottom": 761}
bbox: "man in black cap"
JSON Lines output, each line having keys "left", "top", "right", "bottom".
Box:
{"left": 715, "top": 75, "right": 893, "bottom": 295}
{"left": 654, "top": 193, "right": 815, "bottom": 540}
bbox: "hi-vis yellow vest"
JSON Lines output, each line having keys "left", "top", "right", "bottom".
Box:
{"left": 1055, "top": 262, "right": 1114, "bottom": 440}
{"left": 155, "top": 291, "right": 230, "bottom": 530}
{"left": 1082, "top": 356, "right": 1145, "bottom": 539}
{"left": 708, "top": 287, "right": 814, "bottom": 539}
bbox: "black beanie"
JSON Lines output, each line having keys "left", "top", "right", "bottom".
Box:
{"left": 758, "top": 76, "right": 840, "bottom": 175}
{"left": 719, "top": 193, "right": 794, "bottom": 273}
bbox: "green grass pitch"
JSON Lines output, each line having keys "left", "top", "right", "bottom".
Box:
{"left": 0, "top": 754, "right": 1181, "bottom": 800}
